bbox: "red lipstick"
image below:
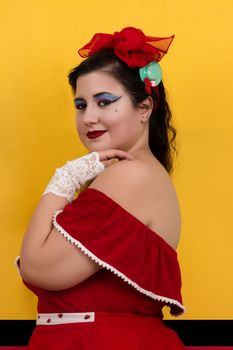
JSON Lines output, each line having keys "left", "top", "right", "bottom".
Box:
{"left": 86, "top": 130, "right": 107, "bottom": 139}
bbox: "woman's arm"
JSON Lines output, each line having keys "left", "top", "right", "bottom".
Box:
{"left": 20, "top": 150, "right": 134, "bottom": 291}
{"left": 20, "top": 193, "right": 102, "bottom": 290}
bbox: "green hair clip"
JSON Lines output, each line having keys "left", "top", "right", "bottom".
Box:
{"left": 139, "top": 61, "right": 162, "bottom": 87}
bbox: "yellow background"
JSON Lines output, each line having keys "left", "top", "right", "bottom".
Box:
{"left": 1, "top": 0, "right": 233, "bottom": 320}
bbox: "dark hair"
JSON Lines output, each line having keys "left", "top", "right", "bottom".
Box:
{"left": 68, "top": 49, "right": 178, "bottom": 174}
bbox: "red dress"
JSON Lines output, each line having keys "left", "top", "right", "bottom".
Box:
{"left": 23, "top": 188, "right": 186, "bottom": 349}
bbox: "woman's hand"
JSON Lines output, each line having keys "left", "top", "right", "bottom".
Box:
{"left": 43, "top": 152, "right": 105, "bottom": 202}
{"left": 42, "top": 150, "right": 133, "bottom": 202}
{"left": 98, "top": 149, "right": 134, "bottom": 168}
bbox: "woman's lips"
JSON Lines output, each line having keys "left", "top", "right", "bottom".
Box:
{"left": 86, "top": 130, "right": 107, "bottom": 139}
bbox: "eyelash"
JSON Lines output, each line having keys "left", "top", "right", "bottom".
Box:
{"left": 75, "top": 99, "right": 113, "bottom": 110}
{"left": 98, "top": 99, "right": 112, "bottom": 107}
{"left": 75, "top": 102, "right": 86, "bottom": 110}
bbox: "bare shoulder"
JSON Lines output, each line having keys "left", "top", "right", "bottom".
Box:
{"left": 89, "top": 158, "right": 181, "bottom": 250}
{"left": 89, "top": 159, "right": 149, "bottom": 201}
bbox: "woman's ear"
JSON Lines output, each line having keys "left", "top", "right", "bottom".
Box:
{"left": 138, "top": 96, "right": 154, "bottom": 120}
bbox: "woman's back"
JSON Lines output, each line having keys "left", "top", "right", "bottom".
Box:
{"left": 142, "top": 155, "right": 181, "bottom": 250}
{"left": 89, "top": 153, "right": 181, "bottom": 251}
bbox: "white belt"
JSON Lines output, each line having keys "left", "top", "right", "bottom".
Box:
{"left": 37, "top": 312, "right": 95, "bottom": 325}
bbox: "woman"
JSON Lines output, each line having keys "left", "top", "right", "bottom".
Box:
{"left": 18, "top": 27, "right": 186, "bottom": 349}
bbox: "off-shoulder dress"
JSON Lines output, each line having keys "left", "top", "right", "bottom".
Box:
{"left": 22, "top": 188, "right": 186, "bottom": 349}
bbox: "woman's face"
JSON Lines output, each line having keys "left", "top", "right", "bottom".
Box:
{"left": 74, "top": 71, "right": 148, "bottom": 153}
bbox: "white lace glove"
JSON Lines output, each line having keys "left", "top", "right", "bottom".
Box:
{"left": 43, "top": 152, "right": 105, "bottom": 202}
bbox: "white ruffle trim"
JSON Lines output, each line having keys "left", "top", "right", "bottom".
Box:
{"left": 53, "top": 210, "right": 186, "bottom": 316}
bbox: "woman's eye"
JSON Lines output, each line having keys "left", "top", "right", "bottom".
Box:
{"left": 74, "top": 102, "right": 86, "bottom": 110}
{"left": 98, "top": 100, "right": 112, "bottom": 107}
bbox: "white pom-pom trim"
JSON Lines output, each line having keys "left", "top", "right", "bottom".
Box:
{"left": 53, "top": 210, "right": 185, "bottom": 316}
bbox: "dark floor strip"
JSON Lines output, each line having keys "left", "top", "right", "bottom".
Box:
{"left": 0, "top": 320, "right": 232, "bottom": 346}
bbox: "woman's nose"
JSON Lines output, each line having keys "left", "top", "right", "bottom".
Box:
{"left": 83, "top": 105, "right": 100, "bottom": 125}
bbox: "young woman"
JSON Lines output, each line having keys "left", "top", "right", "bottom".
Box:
{"left": 18, "top": 27, "right": 186, "bottom": 349}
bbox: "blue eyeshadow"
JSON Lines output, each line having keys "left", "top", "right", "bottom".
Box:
{"left": 95, "top": 93, "right": 121, "bottom": 101}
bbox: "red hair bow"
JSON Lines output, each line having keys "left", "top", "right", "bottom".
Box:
{"left": 78, "top": 27, "right": 174, "bottom": 68}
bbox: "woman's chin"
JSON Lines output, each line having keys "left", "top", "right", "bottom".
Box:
{"left": 86, "top": 145, "right": 106, "bottom": 153}
{"left": 85, "top": 141, "right": 113, "bottom": 153}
